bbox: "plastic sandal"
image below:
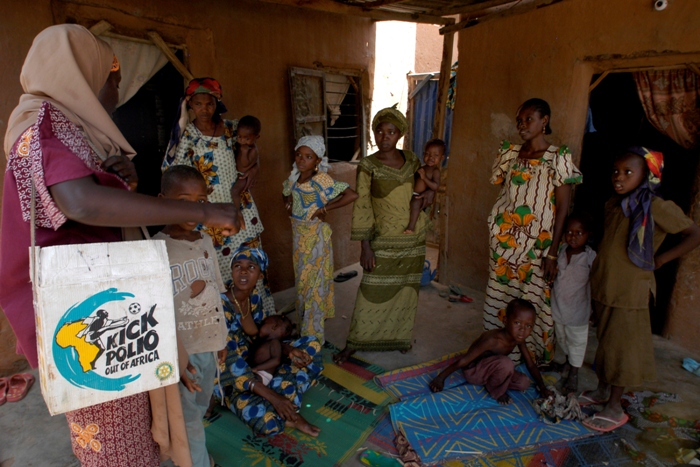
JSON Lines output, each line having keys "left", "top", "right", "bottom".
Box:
{"left": 6, "top": 373, "right": 34, "bottom": 403}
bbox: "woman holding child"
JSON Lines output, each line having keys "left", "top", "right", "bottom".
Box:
{"left": 484, "top": 98, "right": 582, "bottom": 364}
{"left": 0, "top": 25, "right": 239, "bottom": 466}
{"left": 335, "top": 107, "right": 434, "bottom": 363}
{"left": 163, "top": 78, "right": 275, "bottom": 314}
{"left": 218, "top": 246, "right": 323, "bottom": 437}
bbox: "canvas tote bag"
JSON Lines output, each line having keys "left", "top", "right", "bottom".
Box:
{"left": 29, "top": 184, "right": 180, "bottom": 415}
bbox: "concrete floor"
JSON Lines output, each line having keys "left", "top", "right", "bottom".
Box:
{"left": 2, "top": 248, "right": 700, "bottom": 466}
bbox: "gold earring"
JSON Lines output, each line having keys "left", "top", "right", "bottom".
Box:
{"left": 542, "top": 125, "right": 546, "bottom": 133}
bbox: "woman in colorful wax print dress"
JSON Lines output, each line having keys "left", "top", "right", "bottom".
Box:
{"left": 483, "top": 98, "right": 582, "bottom": 364}
{"left": 334, "top": 106, "right": 435, "bottom": 364}
{"left": 217, "top": 247, "right": 323, "bottom": 437}
{"left": 0, "top": 25, "right": 239, "bottom": 467}
{"left": 163, "top": 77, "right": 275, "bottom": 314}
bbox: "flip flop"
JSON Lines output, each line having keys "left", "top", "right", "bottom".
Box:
{"left": 578, "top": 390, "right": 607, "bottom": 407}
{"left": 582, "top": 413, "right": 629, "bottom": 432}
{"left": 334, "top": 271, "right": 358, "bottom": 283}
{"left": 6, "top": 373, "right": 34, "bottom": 403}
{"left": 0, "top": 378, "right": 7, "bottom": 406}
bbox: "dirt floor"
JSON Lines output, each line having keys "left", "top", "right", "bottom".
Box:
{"left": 1, "top": 248, "right": 699, "bottom": 466}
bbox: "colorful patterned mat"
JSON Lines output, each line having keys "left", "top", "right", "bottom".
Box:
{"left": 375, "top": 353, "right": 592, "bottom": 466}
{"left": 205, "top": 343, "right": 391, "bottom": 467}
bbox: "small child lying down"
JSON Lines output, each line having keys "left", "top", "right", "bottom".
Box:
{"left": 429, "top": 299, "right": 552, "bottom": 404}
{"left": 247, "top": 315, "right": 294, "bottom": 385}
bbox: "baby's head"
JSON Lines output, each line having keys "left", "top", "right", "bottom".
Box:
{"left": 504, "top": 299, "right": 536, "bottom": 344}
{"left": 237, "top": 115, "right": 261, "bottom": 148}
{"left": 160, "top": 165, "right": 208, "bottom": 231}
{"left": 612, "top": 147, "right": 663, "bottom": 196}
{"left": 258, "top": 315, "right": 293, "bottom": 340}
{"left": 564, "top": 211, "right": 593, "bottom": 250}
{"left": 423, "top": 139, "right": 446, "bottom": 167}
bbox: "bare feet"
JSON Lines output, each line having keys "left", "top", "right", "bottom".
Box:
{"left": 399, "top": 345, "right": 412, "bottom": 354}
{"left": 497, "top": 393, "right": 512, "bottom": 405}
{"left": 286, "top": 414, "right": 321, "bottom": 437}
{"left": 403, "top": 228, "right": 414, "bottom": 234}
{"left": 583, "top": 404, "right": 628, "bottom": 431}
{"left": 579, "top": 385, "right": 609, "bottom": 406}
{"left": 333, "top": 347, "right": 355, "bottom": 365}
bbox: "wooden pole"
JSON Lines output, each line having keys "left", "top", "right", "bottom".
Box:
{"left": 146, "top": 31, "right": 194, "bottom": 82}
{"left": 432, "top": 24, "right": 455, "bottom": 141}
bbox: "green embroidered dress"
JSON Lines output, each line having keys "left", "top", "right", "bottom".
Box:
{"left": 346, "top": 151, "right": 430, "bottom": 351}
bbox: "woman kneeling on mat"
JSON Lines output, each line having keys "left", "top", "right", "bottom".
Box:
{"left": 216, "top": 246, "right": 323, "bottom": 436}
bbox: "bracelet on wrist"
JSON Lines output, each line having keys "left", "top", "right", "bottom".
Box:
{"left": 546, "top": 254, "right": 558, "bottom": 261}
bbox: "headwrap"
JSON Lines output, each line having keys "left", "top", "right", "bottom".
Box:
{"left": 371, "top": 105, "right": 408, "bottom": 134}
{"left": 3, "top": 24, "right": 135, "bottom": 160}
{"left": 621, "top": 147, "right": 664, "bottom": 270}
{"left": 286, "top": 135, "right": 329, "bottom": 185}
{"left": 230, "top": 246, "right": 269, "bottom": 272}
{"left": 165, "top": 77, "right": 228, "bottom": 164}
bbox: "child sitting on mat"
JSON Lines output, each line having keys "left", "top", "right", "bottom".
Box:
{"left": 247, "top": 315, "right": 294, "bottom": 386}
{"left": 404, "top": 138, "right": 444, "bottom": 234}
{"left": 429, "top": 299, "right": 552, "bottom": 404}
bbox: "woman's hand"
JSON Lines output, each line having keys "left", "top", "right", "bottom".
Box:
{"left": 217, "top": 348, "right": 228, "bottom": 365}
{"left": 288, "top": 348, "right": 312, "bottom": 368}
{"left": 415, "top": 189, "right": 435, "bottom": 210}
{"left": 360, "top": 240, "right": 376, "bottom": 272}
{"left": 102, "top": 155, "right": 138, "bottom": 191}
{"left": 542, "top": 257, "right": 558, "bottom": 284}
{"left": 270, "top": 393, "right": 299, "bottom": 421}
{"left": 203, "top": 203, "right": 241, "bottom": 236}
{"left": 310, "top": 207, "right": 327, "bottom": 222}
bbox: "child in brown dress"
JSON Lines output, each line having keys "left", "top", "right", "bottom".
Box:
{"left": 582, "top": 147, "right": 700, "bottom": 432}
{"left": 429, "top": 299, "right": 552, "bottom": 404}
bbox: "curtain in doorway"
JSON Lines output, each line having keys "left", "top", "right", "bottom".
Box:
{"left": 326, "top": 74, "right": 350, "bottom": 126}
{"left": 634, "top": 68, "right": 700, "bottom": 149}
{"left": 100, "top": 36, "right": 169, "bottom": 108}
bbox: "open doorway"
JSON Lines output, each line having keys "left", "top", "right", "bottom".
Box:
{"left": 575, "top": 71, "right": 700, "bottom": 334}
{"left": 112, "top": 62, "right": 183, "bottom": 198}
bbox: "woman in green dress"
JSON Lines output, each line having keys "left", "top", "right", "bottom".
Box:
{"left": 334, "top": 107, "right": 434, "bottom": 364}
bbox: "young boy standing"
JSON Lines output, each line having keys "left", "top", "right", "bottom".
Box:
{"left": 429, "top": 299, "right": 552, "bottom": 404}
{"left": 154, "top": 165, "right": 228, "bottom": 467}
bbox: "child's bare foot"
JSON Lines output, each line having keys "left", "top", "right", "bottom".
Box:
{"left": 497, "top": 393, "right": 512, "bottom": 405}
{"left": 286, "top": 414, "right": 321, "bottom": 437}
{"left": 204, "top": 395, "right": 218, "bottom": 419}
{"left": 403, "top": 228, "right": 414, "bottom": 234}
{"left": 333, "top": 347, "right": 355, "bottom": 365}
{"left": 399, "top": 345, "right": 412, "bottom": 354}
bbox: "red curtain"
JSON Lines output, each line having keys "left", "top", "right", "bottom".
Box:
{"left": 634, "top": 68, "right": 700, "bottom": 149}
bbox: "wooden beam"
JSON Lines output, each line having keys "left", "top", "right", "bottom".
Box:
{"left": 588, "top": 70, "right": 610, "bottom": 92}
{"left": 429, "top": 0, "right": 516, "bottom": 16}
{"left": 257, "top": 0, "right": 452, "bottom": 24}
{"left": 440, "top": 0, "right": 571, "bottom": 34}
{"left": 359, "top": 0, "right": 408, "bottom": 8}
{"left": 146, "top": 31, "right": 194, "bottom": 82}
{"left": 432, "top": 19, "right": 455, "bottom": 140}
{"left": 89, "top": 20, "right": 113, "bottom": 36}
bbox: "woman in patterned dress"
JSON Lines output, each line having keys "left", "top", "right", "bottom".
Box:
{"left": 282, "top": 135, "right": 358, "bottom": 343}
{"left": 0, "top": 25, "right": 239, "bottom": 466}
{"left": 163, "top": 78, "right": 274, "bottom": 314}
{"left": 483, "top": 98, "right": 582, "bottom": 364}
{"left": 217, "top": 247, "right": 323, "bottom": 437}
{"left": 334, "top": 107, "right": 434, "bottom": 364}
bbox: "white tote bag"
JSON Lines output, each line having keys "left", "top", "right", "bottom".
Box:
{"left": 30, "top": 199, "right": 180, "bottom": 415}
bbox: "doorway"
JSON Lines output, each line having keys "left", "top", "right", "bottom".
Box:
{"left": 112, "top": 62, "right": 183, "bottom": 198}
{"left": 575, "top": 71, "right": 700, "bottom": 334}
